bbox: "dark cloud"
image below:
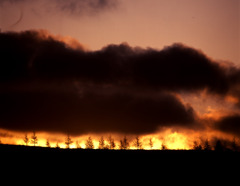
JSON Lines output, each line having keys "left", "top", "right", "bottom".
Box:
{"left": 1, "top": 30, "right": 238, "bottom": 93}
{"left": 131, "top": 44, "right": 232, "bottom": 94}
{"left": 0, "top": 89, "right": 196, "bottom": 135}
{"left": 0, "top": 0, "right": 118, "bottom": 16}
{"left": 0, "top": 30, "right": 240, "bottom": 135}
{"left": 215, "top": 115, "right": 240, "bottom": 137}
{"left": 54, "top": 0, "right": 118, "bottom": 16}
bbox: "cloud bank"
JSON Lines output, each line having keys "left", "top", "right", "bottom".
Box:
{"left": 0, "top": 30, "right": 240, "bottom": 136}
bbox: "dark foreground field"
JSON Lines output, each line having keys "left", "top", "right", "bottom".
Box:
{"left": 1, "top": 144, "right": 239, "bottom": 165}
{"left": 1, "top": 144, "right": 240, "bottom": 179}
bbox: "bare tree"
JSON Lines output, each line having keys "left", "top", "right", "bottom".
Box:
{"left": 85, "top": 136, "right": 94, "bottom": 149}
{"left": 231, "top": 137, "right": 238, "bottom": 151}
{"left": 65, "top": 134, "right": 73, "bottom": 149}
{"left": 46, "top": 139, "right": 51, "bottom": 148}
{"left": 108, "top": 135, "right": 116, "bottom": 150}
{"left": 56, "top": 142, "right": 60, "bottom": 148}
{"left": 161, "top": 140, "right": 167, "bottom": 150}
{"left": 149, "top": 138, "right": 153, "bottom": 149}
{"left": 24, "top": 134, "right": 29, "bottom": 146}
{"left": 31, "top": 131, "right": 38, "bottom": 146}
{"left": 193, "top": 140, "right": 202, "bottom": 150}
{"left": 76, "top": 140, "right": 81, "bottom": 149}
{"left": 119, "top": 136, "right": 129, "bottom": 150}
{"left": 203, "top": 139, "right": 211, "bottom": 151}
{"left": 133, "top": 136, "right": 142, "bottom": 150}
{"left": 214, "top": 140, "right": 224, "bottom": 152}
{"left": 98, "top": 136, "right": 105, "bottom": 149}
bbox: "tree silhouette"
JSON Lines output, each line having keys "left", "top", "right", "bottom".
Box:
{"left": 133, "top": 136, "right": 142, "bottom": 150}
{"left": 46, "top": 139, "right": 51, "bottom": 148}
{"left": 98, "top": 136, "right": 105, "bottom": 149}
{"left": 85, "top": 136, "right": 94, "bottom": 149}
{"left": 65, "top": 134, "right": 73, "bottom": 149}
{"left": 119, "top": 136, "right": 129, "bottom": 150}
{"left": 161, "top": 140, "right": 167, "bottom": 150}
{"left": 76, "top": 140, "right": 81, "bottom": 149}
{"left": 149, "top": 138, "right": 153, "bottom": 149}
{"left": 31, "top": 131, "right": 38, "bottom": 146}
{"left": 214, "top": 140, "right": 224, "bottom": 152}
{"left": 193, "top": 140, "right": 202, "bottom": 150}
{"left": 24, "top": 134, "right": 29, "bottom": 146}
{"left": 108, "top": 135, "right": 116, "bottom": 149}
{"left": 56, "top": 142, "right": 60, "bottom": 148}
{"left": 231, "top": 137, "right": 238, "bottom": 151}
{"left": 203, "top": 139, "right": 211, "bottom": 151}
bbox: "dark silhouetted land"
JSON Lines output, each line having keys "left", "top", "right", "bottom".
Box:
{"left": 1, "top": 144, "right": 239, "bottom": 164}
{"left": 1, "top": 143, "right": 240, "bottom": 177}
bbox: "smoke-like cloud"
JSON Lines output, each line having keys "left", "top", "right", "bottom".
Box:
{"left": 0, "top": 90, "right": 197, "bottom": 135}
{"left": 215, "top": 114, "right": 240, "bottom": 137}
{"left": 1, "top": 30, "right": 239, "bottom": 94}
{"left": 53, "top": 0, "right": 118, "bottom": 16}
{"left": 0, "top": 0, "right": 118, "bottom": 16}
{"left": 0, "top": 30, "right": 240, "bottom": 135}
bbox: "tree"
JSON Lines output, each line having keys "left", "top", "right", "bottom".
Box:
{"left": 133, "top": 136, "right": 142, "bottom": 150}
{"left": 31, "top": 131, "right": 38, "bottom": 146}
{"left": 149, "top": 138, "right": 153, "bottom": 149}
{"left": 214, "top": 140, "right": 224, "bottom": 152}
{"left": 193, "top": 141, "right": 202, "bottom": 151}
{"left": 65, "top": 134, "right": 73, "bottom": 149}
{"left": 56, "top": 142, "right": 60, "bottom": 148}
{"left": 76, "top": 140, "right": 81, "bottom": 149}
{"left": 119, "top": 136, "right": 129, "bottom": 150}
{"left": 46, "top": 139, "right": 51, "bottom": 148}
{"left": 98, "top": 136, "right": 105, "bottom": 149}
{"left": 85, "top": 136, "right": 94, "bottom": 149}
{"left": 108, "top": 135, "right": 116, "bottom": 150}
{"left": 161, "top": 140, "right": 167, "bottom": 150}
{"left": 24, "top": 134, "right": 29, "bottom": 146}
{"left": 231, "top": 137, "right": 238, "bottom": 151}
{"left": 203, "top": 139, "right": 211, "bottom": 151}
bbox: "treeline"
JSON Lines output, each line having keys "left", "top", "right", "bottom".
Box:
{"left": 1, "top": 131, "right": 240, "bottom": 151}
{"left": 21, "top": 132, "right": 144, "bottom": 150}
{"left": 192, "top": 138, "right": 240, "bottom": 152}
{"left": 20, "top": 132, "right": 159, "bottom": 150}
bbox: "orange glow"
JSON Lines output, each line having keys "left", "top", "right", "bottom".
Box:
{"left": 0, "top": 126, "right": 237, "bottom": 150}
{"left": 225, "top": 95, "right": 239, "bottom": 104}
{"left": 0, "top": 128, "right": 202, "bottom": 150}
{"left": 0, "top": 1, "right": 239, "bottom": 152}
{"left": 24, "top": 29, "right": 88, "bottom": 51}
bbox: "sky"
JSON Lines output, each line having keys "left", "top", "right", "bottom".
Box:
{"left": 0, "top": 0, "right": 239, "bottom": 149}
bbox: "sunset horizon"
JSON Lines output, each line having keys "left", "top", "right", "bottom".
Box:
{"left": 0, "top": 0, "right": 239, "bottom": 152}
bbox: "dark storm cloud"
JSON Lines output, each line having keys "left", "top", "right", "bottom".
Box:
{"left": 215, "top": 115, "right": 240, "bottom": 137}
{"left": 54, "top": 0, "right": 118, "bottom": 16}
{"left": 0, "top": 90, "right": 196, "bottom": 135}
{"left": 0, "top": 30, "right": 240, "bottom": 135}
{"left": 0, "top": 30, "right": 237, "bottom": 93}
{"left": 0, "top": 0, "right": 118, "bottom": 16}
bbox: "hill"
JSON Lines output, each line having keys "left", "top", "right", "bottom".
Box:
{"left": 1, "top": 143, "right": 239, "bottom": 163}
{"left": 1, "top": 144, "right": 240, "bottom": 178}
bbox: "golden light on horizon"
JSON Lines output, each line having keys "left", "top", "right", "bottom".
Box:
{"left": 0, "top": 0, "right": 239, "bottom": 153}
{"left": 0, "top": 128, "right": 218, "bottom": 150}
